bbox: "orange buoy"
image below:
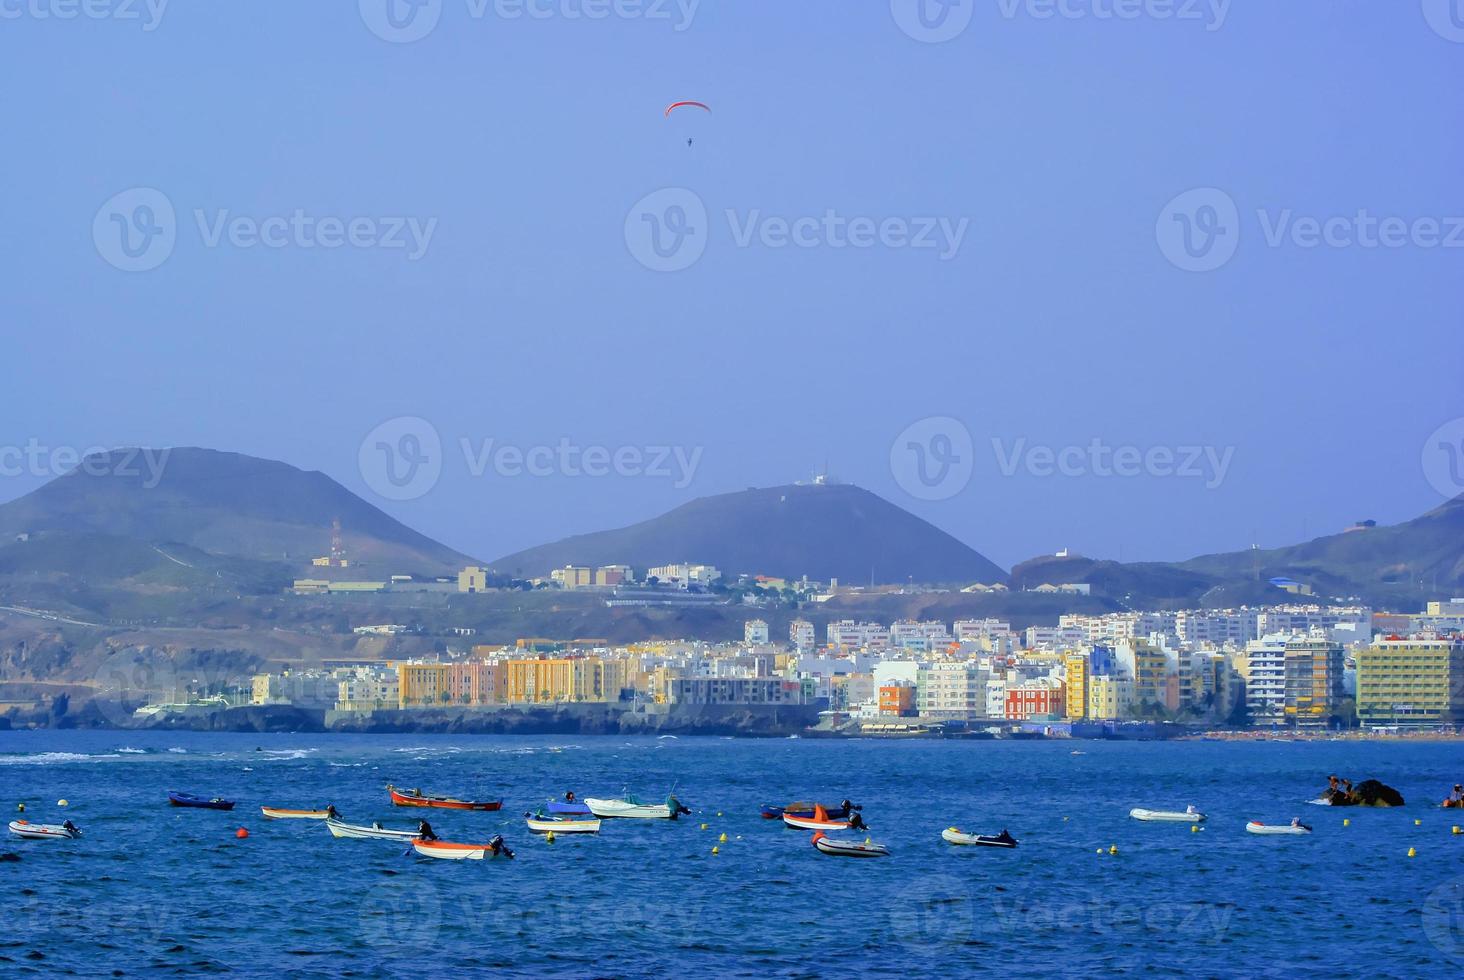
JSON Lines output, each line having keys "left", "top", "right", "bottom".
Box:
{"left": 235, "top": 827, "right": 249, "bottom": 839}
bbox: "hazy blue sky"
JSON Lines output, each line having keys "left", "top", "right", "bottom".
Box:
{"left": 2, "top": 1, "right": 1460, "bottom": 569}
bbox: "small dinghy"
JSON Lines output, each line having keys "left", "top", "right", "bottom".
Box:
{"left": 8, "top": 820, "right": 82, "bottom": 840}
{"left": 261, "top": 807, "right": 333, "bottom": 820}
{"left": 525, "top": 810, "right": 600, "bottom": 834}
{"left": 387, "top": 785, "right": 502, "bottom": 811}
{"left": 811, "top": 831, "right": 889, "bottom": 858}
{"left": 413, "top": 836, "right": 515, "bottom": 861}
{"left": 784, "top": 803, "right": 866, "bottom": 832}
{"left": 1246, "top": 821, "right": 1311, "bottom": 835}
{"left": 759, "top": 804, "right": 786, "bottom": 820}
{"left": 942, "top": 827, "right": 1017, "bottom": 848}
{"left": 1129, "top": 807, "right": 1206, "bottom": 823}
{"left": 325, "top": 818, "right": 421, "bottom": 842}
{"left": 169, "top": 791, "right": 235, "bottom": 811}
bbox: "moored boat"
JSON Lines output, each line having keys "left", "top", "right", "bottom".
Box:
{"left": 387, "top": 785, "right": 502, "bottom": 811}
{"left": 942, "top": 827, "right": 1017, "bottom": 848}
{"left": 412, "top": 836, "right": 515, "bottom": 861}
{"left": 759, "top": 804, "right": 785, "bottom": 820}
{"left": 585, "top": 792, "right": 690, "bottom": 820}
{"left": 783, "top": 804, "right": 858, "bottom": 832}
{"left": 1129, "top": 807, "right": 1205, "bottom": 823}
{"left": 169, "top": 791, "right": 235, "bottom": 811}
{"left": 545, "top": 800, "right": 593, "bottom": 816}
{"left": 811, "top": 831, "right": 889, "bottom": 858}
{"left": 8, "top": 820, "right": 82, "bottom": 840}
{"left": 261, "top": 807, "right": 332, "bottom": 820}
{"left": 525, "top": 811, "right": 601, "bottom": 834}
{"left": 1246, "top": 820, "right": 1311, "bottom": 835}
{"left": 324, "top": 818, "right": 420, "bottom": 842}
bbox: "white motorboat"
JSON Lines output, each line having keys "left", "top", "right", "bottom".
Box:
{"left": 525, "top": 813, "right": 601, "bottom": 834}
{"left": 412, "top": 836, "right": 514, "bottom": 860}
{"left": 324, "top": 818, "right": 421, "bottom": 842}
{"left": 585, "top": 792, "right": 688, "bottom": 820}
{"left": 1246, "top": 821, "right": 1311, "bottom": 835}
{"left": 1129, "top": 807, "right": 1206, "bottom": 823}
{"left": 942, "top": 827, "right": 1017, "bottom": 848}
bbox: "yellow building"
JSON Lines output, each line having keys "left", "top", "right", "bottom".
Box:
{"left": 1087, "top": 674, "right": 1134, "bottom": 720}
{"left": 458, "top": 566, "right": 489, "bottom": 593}
{"left": 1282, "top": 638, "right": 1344, "bottom": 729}
{"left": 1063, "top": 653, "right": 1088, "bottom": 720}
{"left": 1355, "top": 637, "right": 1464, "bottom": 728}
{"left": 398, "top": 661, "right": 502, "bottom": 707}
{"left": 505, "top": 657, "right": 629, "bottom": 703}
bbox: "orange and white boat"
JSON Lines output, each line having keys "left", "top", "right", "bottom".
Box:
{"left": 412, "top": 837, "right": 514, "bottom": 861}
{"left": 782, "top": 803, "right": 853, "bottom": 831}
{"left": 387, "top": 784, "right": 502, "bottom": 811}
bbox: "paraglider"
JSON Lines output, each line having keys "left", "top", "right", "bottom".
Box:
{"left": 666, "top": 101, "right": 709, "bottom": 148}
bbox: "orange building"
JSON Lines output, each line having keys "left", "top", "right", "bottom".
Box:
{"left": 878, "top": 684, "right": 916, "bottom": 717}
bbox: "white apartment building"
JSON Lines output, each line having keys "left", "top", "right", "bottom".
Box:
{"left": 1023, "top": 625, "right": 1088, "bottom": 651}
{"left": 334, "top": 666, "right": 400, "bottom": 712}
{"left": 826, "top": 620, "right": 891, "bottom": 650}
{"left": 1243, "top": 634, "right": 1288, "bottom": 725}
{"left": 954, "top": 618, "right": 1012, "bottom": 642}
{"left": 789, "top": 619, "right": 815, "bottom": 653}
{"left": 743, "top": 619, "right": 770, "bottom": 645}
{"left": 891, "top": 620, "right": 953, "bottom": 652}
{"left": 647, "top": 563, "right": 722, "bottom": 588}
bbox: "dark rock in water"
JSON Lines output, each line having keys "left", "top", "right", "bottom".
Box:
{"left": 1328, "top": 779, "right": 1405, "bottom": 807}
{"left": 0, "top": 853, "right": 19, "bottom": 862}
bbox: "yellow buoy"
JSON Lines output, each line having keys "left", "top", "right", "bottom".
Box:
{"left": 716, "top": 812, "right": 723, "bottom": 817}
{"left": 699, "top": 823, "right": 708, "bottom": 830}
{"left": 545, "top": 831, "right": 555, "bottom": 843}
{"left": 1452, "top": 826, "right": 1461, "bottom": 835}
{"left": 1343, "top": 818, "right": 1350, "bottom": 826}
{"left": 711, "top": 846, "right": 719, "bottom": 855}
{"left": 1108, "top": 845, "right": 1118, "bottom": 855}
{"left": 718, "top": 832, "right": 728, "bottom": 843}
{"left": 1191, "top": 825, "right": 1198, "bottom": 832}
{"left": 16, "top": 803, "right": 24, "bottom": 813}
{"left": 1415, "top": 819, "right": 1422, "bottom": 826}
{"left": 1407, "top": 847, "right": 1416, "bottom": 857}
{"left": 57, "top": 800, "right": 68, "bottom": 808}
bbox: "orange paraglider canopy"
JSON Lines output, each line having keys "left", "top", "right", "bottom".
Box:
{"left": 664, "top": 101, "right": 710, "bottom": 116}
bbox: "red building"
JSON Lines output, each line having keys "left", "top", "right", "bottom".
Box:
{"left": 1004, "top": 680, "right": 1065, "bottom": 720}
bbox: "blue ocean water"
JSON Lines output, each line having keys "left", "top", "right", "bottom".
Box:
{"left": 1, "top": 730, "right": 1462, "bottom": 978}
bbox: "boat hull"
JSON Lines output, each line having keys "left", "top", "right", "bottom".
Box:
{"left": 325, "top": 819, "right": 420, "bottom": 842}
{"left": 526, "top": 816, "right": 600, "bottom": 834}
{"left": 388, "top": 787, "right": 502, "bottom": 811}
{"left": 169, "top": 792, "right": 235, "bottom": 811}
{"left": 1246, "top": 821, "right": 1311, "bottom": 835}
{"left": 783, "top": 814, "right": 850, "bottom": 831}
{"left": 812, "top": 836, "right": 889, "bottom": 858}
{"left": 412, "top": 840, "right": 510, "bottom": 861}
{"left": 585, "top": 798, "right": 676, "bottom": 820}
{"left": 8, "top": 821, "right": 80, "bottom": 840}
{"left": 261, "top": 807, "right": 330, "bottom": 820}
{"left": 942, "top": 828, "right": 1016, "bottom": 847}
{"left": 1129, "top": 808, "right": 1205, "bottom": 823}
